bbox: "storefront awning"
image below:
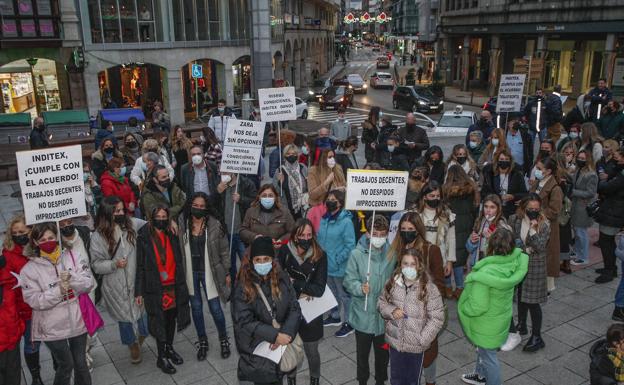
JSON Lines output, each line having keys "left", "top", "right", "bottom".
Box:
{"left": 0, "top": 113, "right": 31, "bottom": 127}
{"left": 42, "top": 110, "right": 89, "bottom": 126}
{"left": 98, "top": 108, "right": 146, "bottom": 124}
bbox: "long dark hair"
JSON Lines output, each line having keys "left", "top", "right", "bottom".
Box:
{"left": 252, "top": 184, "right": 282, "bottom": 209}
{"left": 238, "top": 256, "right": 283, "bottom": 303}
{"left": 184, "top": 191, "right": 227, "bottom": 235}
{"left": 387, "top": 212, "right": 427, "bottom": 262}
{"left": 29, "top": 222, "right": 57, "bottom": 252}
{"left": 95, "top": 196, "right": 136, "bottom": 255}
{"left": 384, "top": 248, "right": 431, "bottom": 307}
{"left": 289, "top": 218, "right": 323, "bottom": 263}
{"left": 417, "top": 181, "right": 450, "bottom": 223}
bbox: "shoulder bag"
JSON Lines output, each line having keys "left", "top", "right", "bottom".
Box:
{"left": 69, "top": 251, "right": 104, "bottom": 336}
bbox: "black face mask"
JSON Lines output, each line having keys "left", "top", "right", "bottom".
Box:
{"left": 60, "top": 225, "right": 75, "bottom": 237}
{"left": 104, "top": 147, "right": 114, "bottom": 154}
{"left": 526, "top": 210, "right": 540, "bottom": 220}
{"left": 159, "top": 179, "right": 171, "bottom": 189}
{"left": 153, "top": 219, "right": 169, "bottom": 231}
{"left": 431, "top": 158, "right": 442, "bottom": 166}
{"left": 498, "top": 160, "right": 511, "bottom": 170}
{"left": 285, "top": 155, "right": 298, "bottom": 164}
{"left": 12, "top": 234, "right": 29, "bottom": 246}
{"left": 400, "top": 231, "right": 417, "bottom": 244}
{"left": 35, "top": 124, "right": 45, "bottom": 131}
{"left": 126, "top": 141, "right": 137, "bottom": 149}
{"left": 297, "top": 238, "right": 312, "bottom": 252}
{"left": 539, "top": 150, "right": 550, "bottom": 159}
{"left": 405, "top": 123, "right": 416, "bottom": 132}
{"left": 456, "top": 156, "right": 467, "bottom": 165}
{"left": 425, "top": 199, "right": 440, "bottom": 208}
{"left": 191, "top": 208, "right": 208, "bottom": 219}
{"left": 114, "top": 214, "right": 126, "bottom": 225}
{"left": 326, "top": 200, "right": 338, "bottom": 212}
{"left": 576, "top": 160, "right": 587, "bottom": 169}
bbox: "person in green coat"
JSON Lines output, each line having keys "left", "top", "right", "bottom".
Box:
{"left": 598, "top": 101, "right": 624, "bottom": 140}
{"left": 141, "top": 165, "right": 186, "bottom": 223}
{"left": 344, "top": 215, "right": 395, "bottom": 385}
{"left": 458, "top": 227, "right": 528, "bottom": 385}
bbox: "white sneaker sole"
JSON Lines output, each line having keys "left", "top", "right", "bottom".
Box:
{"left": 500, "top": 332, "right": 522, "bottom": 352}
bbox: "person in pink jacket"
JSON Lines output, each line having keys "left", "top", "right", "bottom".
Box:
{"left": 20, "top": 222, "right": 94, "bottom": 385}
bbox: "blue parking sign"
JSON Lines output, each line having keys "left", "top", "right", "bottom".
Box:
{"left": 192, "top": 64, "right": 203, "bottom": 78}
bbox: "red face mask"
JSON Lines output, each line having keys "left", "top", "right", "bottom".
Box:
{"left": 39, "top": 240, "right": 58, "bottom": 254}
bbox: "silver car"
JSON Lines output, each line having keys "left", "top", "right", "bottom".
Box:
{"left": 347, "top": 74, "right": 368, "bottom": 94}
{"left": 369, "top": 72, "right": 394, "bottom": 89}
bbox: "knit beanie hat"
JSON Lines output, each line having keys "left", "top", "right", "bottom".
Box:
{"left": 250, "top": 236, "right": 275, "bottom": 259}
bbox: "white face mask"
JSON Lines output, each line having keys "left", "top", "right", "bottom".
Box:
{"left": 402, "top": 267, "right": 417, "bottom": 280}
{"left": 327, "top": 157, "right": 336, "bottom": 168}
{"left": 191, "top": 154, "right": 203, "bottom": 165}
{"left": 370, "top": 236, "right": 387, "bottom": 249}
{"left": 221, "top": 174, "right": 232, "bottom": 184}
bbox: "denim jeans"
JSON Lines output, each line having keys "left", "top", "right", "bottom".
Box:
{"left": 23, "top": 319, "right": 41, "bottom": 354}
{"left": 190, "top": 271, "right": 227, "bottom": 339}
{"left": 229, "top": 233, "right": 246, "bottom": 281}
{"left": 444, "top": 266, "right": 465, "bottom": 289}
{"left": 574, "top": 226, "right": 589, "bottom": 262}
{"left": 118, "top": 312, "right": 149, "bottom": 346}
{"left": 45, "top": 333, "right": 91, "bottom": 385}
{"left": 475, "top": 347, "right": 501, "bottom": 385}
{"left": 327, "top": 276, "right": 351, "bottom": 322}
{"left": 615, "top": 261, "right": 624, "bottom": 307}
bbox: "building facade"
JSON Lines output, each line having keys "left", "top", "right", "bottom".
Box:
{"left": 438, "top": 0, "right": 624, "bottom": 96}
{"left": 389, "top": 0, "right": 439, "bottom": 70}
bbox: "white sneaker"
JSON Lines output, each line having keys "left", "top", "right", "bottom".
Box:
{"left": 500, "top": 332, "right": 522, "bottom": 352}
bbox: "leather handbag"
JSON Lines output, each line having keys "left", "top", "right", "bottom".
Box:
{"left": 69, "top": 251, "right": 104, "bottom": 336}
{"left": 254, "top": 284, "right": 304, "bottom": 373}
{"left": 586, "top": 199, "right": 601, "bottom": 219}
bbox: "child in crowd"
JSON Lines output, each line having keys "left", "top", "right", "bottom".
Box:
{"left": 590, "top": 323, "right": 624, "bottom": 385}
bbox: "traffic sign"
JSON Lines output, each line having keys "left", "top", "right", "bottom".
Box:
{"left": 192, "top": 64, "right": 203, "bottom": 78}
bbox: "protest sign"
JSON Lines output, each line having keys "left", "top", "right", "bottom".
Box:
{"left": 496, "top": 74, "right": 526, "bottom": 113}
{"left": 220, "top": 118, "right": 265, "bottom": 174}
{"left": 258, "top": 87, "right": 297, "bottom": 122}
{"left": 298, "top": 285, "right": 338, "bottom": 323}
{"left": 345, "top": 169, "right": 409, "bottom": 212}
{"left": 17, "top": 145, "right": 86, "bottom": 225}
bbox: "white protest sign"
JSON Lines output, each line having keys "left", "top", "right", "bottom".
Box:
{"left": 17, "top": 145, "right": 86, "bottom": 225}
{"left": 496, "top": 74, "right": 526, "bottom": 113}
{"left": 258, "top": 86, "right": 297, "bottom": 122}
{"left": 298, "top": 285, "right": 338, "bottom": 323}
{"left": 345, "top": 169, "right": 409, "bottom": 212}
{"left": 220, "top": 118, "right": 265, "bottom": 174}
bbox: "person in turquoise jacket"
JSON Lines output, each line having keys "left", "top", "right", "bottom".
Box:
{"left": 317, "top": 189, "right": 356, "bottom": 337}
{"left": 459, "top": 227, "right": 528, "bottom": 385}
{"left": 344, "top": 215, "right": 395, "bottom": 385}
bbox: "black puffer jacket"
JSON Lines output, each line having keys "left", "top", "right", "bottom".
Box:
{"left": 278, "top": 242, "right": 327, "bottom": 342}
{"left": 232, "top": 270, "right": 301, "bottom": 383}
{"left": 590, "top": 339, "right": 617, "bottom": 385}
{"left": 596, "top": 171, "right": 624, "bottom": 228}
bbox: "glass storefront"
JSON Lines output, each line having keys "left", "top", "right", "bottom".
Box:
{"left": 0, "top": 0, "right": 59, "bottom": 39}
{"left": 87, "top": 0, "right": 161, "bottom": 43}
{"left": 171, "top": 0, "right": 248, "bottom": 42}
{"left": 0, "top": 58, "right": 60, "bottom": 114}
{"left": 232, "top": 56, "right": 251, "bottom": 105}
{"left": 98, "top": 63, "right": 165, "bottom": 112}
{"left": 545, "top": 40, "right": 574, "bottom": 92}
{"left": 181, "top": 59, "right": 225, "bottom": 120}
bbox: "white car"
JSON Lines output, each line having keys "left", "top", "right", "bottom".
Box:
{"left": 434, "top": 105, "right": 477, "bottom": 136}
{"left": 347, "top": 74, "right": 367, "bottom": 94}
{"left": 369, "top": 72, "right": 394, "bottom": 89}
{"left": 295, "top": 97, "right": 308, "bottom": 119}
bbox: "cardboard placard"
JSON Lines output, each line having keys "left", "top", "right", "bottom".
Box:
{"left": 345, "top": 169, "right": 408, "bottom": 212}
{"left": 219, "top": 118, "right": 265, "bottom": 174}
{"left": 258, "top": 87, "right": 297, "bottom": 122}
{"left": 496, "top": 74, "right": 526, "bottom": 113}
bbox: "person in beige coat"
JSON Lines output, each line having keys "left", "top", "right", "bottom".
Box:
{"left": 306, "top": 149, "right": 346, "bottom": 207}
{"left": 378, "top": 248, "right": 445, "bottom": 385}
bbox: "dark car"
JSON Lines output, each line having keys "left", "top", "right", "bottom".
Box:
{"left": 376, "top": 56, "right": 390, "bottom": 69}
{"left": 318, "top": 86, "right": 354, "bottom": 110}
{"left": 392, "top": 86, "right": 444, "bottom": 113}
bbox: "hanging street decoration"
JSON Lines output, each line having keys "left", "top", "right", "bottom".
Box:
{"left": 343, "top": 11, "right": 391, "bottom": 24}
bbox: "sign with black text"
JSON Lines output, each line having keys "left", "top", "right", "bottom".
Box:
{"left": 345, "top": 169, "right": 408, "bottom": 211}
{"left": 258, "top": 87, "right": 297, "bottom": 122}
{"left": 220, "top": 119, "right": 265, "bottom": 174}
{"left": 17, "top": 145, "right": 86, "bottom": 225}
{"left": 496, "top": 74, "right": 526, "bottom": 113}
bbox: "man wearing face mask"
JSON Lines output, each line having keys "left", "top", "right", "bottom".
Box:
{"left": 179, "top": 145, "right": 220, "bottom": 211}
{"left": 207, "top": 99, "right": 236, "bottom": 143}
{"left": 376, "top": 135, "right": 409, "bottom": 171}
{"left": 330, "top": 108, "right": 351, "bottom": 143}
{"left": 465, "top": 110, "right": 493, "bottom": 147}
{"left": 398, "top": 113, "right": 430, "bottom": 164}
{"left": 141, "top": 165, "right": 186, "bottom": 222}
{"left": 313, "top": 127, "right": 337, "bottom": 165}
{"left": 523, "top": 88, "right": 550, "bottom": 142}
{"left": 29, "top": 117, "right": 49, "bottom": 150}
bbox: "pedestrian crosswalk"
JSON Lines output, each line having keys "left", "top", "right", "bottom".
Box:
{"left": 307, "top": 104, "right": 406, "bottom": 128}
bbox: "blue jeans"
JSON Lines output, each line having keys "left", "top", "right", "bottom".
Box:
{"left": 229, "top": 233, "right": 246, "bottom": 281}
{"left": 615, "top": 261, "right": 624, "bottom": 307}
{"left": 23, "top": 319, "right": 41, "bottom": 354}
{"left": 444, "top": 266, "right": 465, "bottom": 289}
{"left": 475, "top": 347, "right": 501, "bottom": 385}
{"left": 118, "top": 312, "right": 149, "bottom": 346}
{"left": 574, "top": 227, "right": 589, "bottom": 262}
{"left": 190, "top": 271, "right": 227, "bottom": 339}
{"left": 327, "top": 276, "right": 351, "bottom": 322}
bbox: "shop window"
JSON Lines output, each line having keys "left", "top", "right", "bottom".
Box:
{"left": 0, "top": 58, "right": 61, "bottom": 114}
{"left": 86, "top": 0, "right": 159, "bottom": 44}
{"left": 0, "top": 0, "right": 59, "bottom": 39}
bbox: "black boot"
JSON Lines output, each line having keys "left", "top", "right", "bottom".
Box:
{"left": 156, "top": 355, "right": 176, "bottom": 374}
{"left": 220, "top": 337, "right": 231, "bottom": 359}
{"left": 613, "top": 307, "right": 624, "bottom": 322}
{"left": 310, "top": 377, "right": 320, "bottom": 385}
{"left": 287, "top": 377, "right": 297, "bottom": 385}
{"left": 195, "top": 338, "right": 209, "bottom": 361}
{"left": 516, "top": 323, "right": 528, "bottom": 336}
{"left": 24, "top": 352, "right": 44, "bottom": 385}
{"left": 523, "top": 335, "right": 545, "bottom": 352}
{"left": 165, "top": 344, "right": 184, "bottom": 365}
{"left": 596, "top": 272, "right": 615, "bottom": 284}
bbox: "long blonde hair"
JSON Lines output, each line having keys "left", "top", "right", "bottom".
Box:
{"left": 314, "top": 149, "right": 346, "bottom": 187}
{"left": 2, "top": 214, "right": 27, "bottom": 251}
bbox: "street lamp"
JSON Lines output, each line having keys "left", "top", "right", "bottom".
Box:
{"left": 26, "top": 57, "right": 40, "bottom": 116}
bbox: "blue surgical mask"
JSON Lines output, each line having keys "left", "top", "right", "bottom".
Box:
{"left": 387, "top": 145, "right": 395, "bottom": 153}
{"left": 469, "top": 141, "right": 478, "bottom": 149}
{"left": 119, "top": 166, "right": 127, "bottom": 177}
{"left": 569, "top": 132, "right": 579, "bottom": 139}
{"left": 491, "top": 138, "right": 499, "bottom": 147}
{"left": 402, "top": 267, "right": 418, "bottom": 280}
{"left": 141, "top": 163, "right": 148, "bottom": 172}
{"left": 83, "top": 173, "right": 89, "bottom": 182}
{"left": 260, "top": 197, "right": 275, "bottom": 210}
{"left": 534, "top": 169, "right": 544, "bottom": 180}
{"left": 218, "top": 107, "right": 225, "bottom": 113}
{"left": 254, "top": 262, "right": 273, "bottom": 276}
{"left": 301, "top": 146, "right": 309, "bottom": 155}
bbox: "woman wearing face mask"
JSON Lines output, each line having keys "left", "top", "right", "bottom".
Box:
{"left": 442, "top": 165, "right": 479, "bottom": 299}
{"left": 418, "top": 146, "right": 445, "bottom": 185}
{"left": 579, "top": 122, "right": 604, "bottom": 165}
{"left": 232, "top": 236, "right": 302, "bottom": 385}
{"left": 446, "top": 143, "right": 479, "bottom": 184}
{"left": 556, "top": 123, "right": 581, "bottom": 152}
{"left": 90, "top": 196, "right": 149, "bottom": 364}
{"left": 362, "top": 106, "right": 381, "bottom": 162}
{"left": 170, "top": 125, "right": 192, "bottom": 182}
{"left": 130, "top": 138, "right": 175, "bottom": 188}
{"left": 376, "top": 135, "right": 409, "bottom": 171}
{"left": 135, "top": 205, "right": 191, "bottom": 374}
{"left": 478, "top": 128, "right": 508, "bottom": 169}
{"left": 120, "top": 132, "right": 144, "bottom": 175}
{"left": 481, "top": 150, "right": 528, "bottom": 218}
{"left": 468, "top": 131, "right": 486, "bottom": 163}
{"left": 100, "top": 157, "right": 137, "bottom": 216}
{"left": 317, "top": 190, "right": 356, "bottom": 337}
{"left": 240, "top": 184, "right": 295, "bottom": 248}
{"left": 388, "top": 212, "right": 444, "bottom": 385}
{"left": 508, "top": 194, "right": 550, "bottom": 353}
{"left": 2, "top": 215, "right": 44, "bottom": 385}
{"left": 179, "top": 192, "right": 232, "bottom": 361}
{"left": 569, "top": 150, "right": 597, "bottom": 267}
{"left": 530, "top": 157, "right": 563, "bottom": 292}
{"left": 335, "top": 135, "right": 360, "bottom": 175}
{"left": 307, "top": 149, "right": 346, "bottom": 207}
{"left": 596, "top": 139, "right": 620, "bottom": 180}
{"left": 529, "top": 139, "right": 555, "bottom": 182}
{"left": 21, "top": 222, "right": 94, "bottom": 385}
{"left": 278, "top": 219, "right": 328, "bottom": 385}
{"left": 91, "top": 138, "right": 123, "bottom": 181}
{"left": 274, "top": 144, "right": 309, "bottom": 220}
{"left": 377, "top": 249, "right": 445, "bottom": 385}
{"left": 202, "top": 126, "right": 224, "bottom": 166}
{"left": 418, "top": 182, "right": 456, "bottom": 291}
{"left": 466, "top": 195, "right": 510, "bottom": 267}
{"left": 555, "top": 145, "right": 576, "bottom": 274}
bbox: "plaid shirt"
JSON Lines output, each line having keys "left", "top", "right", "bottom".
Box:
{"left": 607, "top": 348, "right": 624, "bottom": 382}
